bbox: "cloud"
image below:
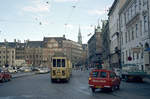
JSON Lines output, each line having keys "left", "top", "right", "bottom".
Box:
{"left": 23, "top": 5, "right": 50, "bottom": 12}
{"left": 88, "top": 9, "right": 106, "bottom": 15}
{"left": 23, "top": 0, "right": 50, "bottom": 13}
{"left": 54, "top": 0, "right": 79, "bottom": 2}
{"left": 65, "top": 24, "right": 74, "bottom": 30}
{"left": 83, "top": 26, "right": 94, "bottom": 30}
{"left": 88, "top": 5, "right": 110, "bottom": 16}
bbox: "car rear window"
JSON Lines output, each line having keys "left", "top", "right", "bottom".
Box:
{"left": 92, "top": 71, "right": 99, "bottom": 77}
{"left": 110, "top": 72, "right": 116, "bottom": 78}
{"left": 100, "top": 71, "right": 107, "bottom": 78}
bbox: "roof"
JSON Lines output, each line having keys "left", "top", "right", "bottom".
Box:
{"left": 26, "top": 41, "right": 43, "bottom": 48}
{"left": 0, "top": 42, "right": 26, "bottom": 48}
{"left": 43, "top": 37, "right": 66, "bottom": 42}
{"left": 108, "top": 0, "right": 119, "bottom": 16}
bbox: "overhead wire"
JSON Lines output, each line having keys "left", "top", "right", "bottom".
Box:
{"left": 64, "top": 0, "right": 80, "bottom": 34}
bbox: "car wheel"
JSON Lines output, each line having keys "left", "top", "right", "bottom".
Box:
{"left": 91, "top": 88, "right": 95, "bottom": 93}
{"left": 116, "top": 85, "right": 120, "bottom": 90}
{"left": 2, "top": 78, "right": 5, "bottom": 83}
{"left": 51, "top": 79, "right": 54, "bottom": 83}
{"left": 125, "top": 76, "right": 129, "bottom": 82}
{"left": 110, "top": 86, "right": 115, "bottom": 92}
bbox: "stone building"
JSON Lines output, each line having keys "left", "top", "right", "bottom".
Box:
{"left": 0, "top": 36, "right": 83, "bottom": 68}
{"left": 108, "top": 0, "right": 121, "bottom": 69}
{"left": 119, "top": 0, "right": 150, "bottom": 74}
{"left": 25, "top": 41, "right": 43, "bottom": 66}
{"left": 0, "top": 46, "right": 15, "bottom": 67}
{"left": 88, "top": 24, "right": 103, "bottom": 68}
{"left": 101, "top": 20, "right": 110, "bottom": 69}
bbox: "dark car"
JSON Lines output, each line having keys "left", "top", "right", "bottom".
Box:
{"left": 0, "top": 69, "right": 12, "bottom": 83}
{"left": 88, "top": 69, "right": 121, "bottom": 92}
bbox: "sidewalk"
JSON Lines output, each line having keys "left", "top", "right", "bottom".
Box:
{"left": 143, "top": 77, "right": 150, "bottom": 83}
{"left": 12, "top": 72, "right": 35, "bottom": 79}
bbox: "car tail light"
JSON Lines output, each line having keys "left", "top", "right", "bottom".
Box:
{"left": 89, "top": 77, "right": 92, "bottom": 80}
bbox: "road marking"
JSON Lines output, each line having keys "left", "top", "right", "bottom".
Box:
{"left": 75, "top": 86, "right": 91, "bottom": 96}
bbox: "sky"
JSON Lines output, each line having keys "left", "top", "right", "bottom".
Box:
{"left": 0, "top": 0, "right": 114, "bottom": 44}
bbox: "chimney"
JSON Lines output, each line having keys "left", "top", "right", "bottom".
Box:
{"left": 14, "top": 39, "right": 16, "bottom": 43}
{"left": 63, "top": 34, "right": 65, "bottom": 38}
{"left": 4, "top": 39, "right": 7, "bottom": 42}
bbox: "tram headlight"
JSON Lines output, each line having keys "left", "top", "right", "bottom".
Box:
{"left": 62, "top": 70, "right": 65, "bottom": 76}
{"left": 53, "top": 70, "right": 56, "bottom": 76}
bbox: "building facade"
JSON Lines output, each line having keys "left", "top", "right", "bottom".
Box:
{"left": 0, "top": 36, "right": 83, "bottom": 68}
{"left": 88, "top": 25, "right": 103, "bottom": 68}
{"left": 0, "top": 46, "right": 15, "bottom": 67}
{"left": 119, "top": 0, "right": 150, "bottom": 74}
{"left": 108, "top": 0, "right": 121, "bottom": 69}
{"left": 101, "top": 20, "right": 110, "bottom": 69}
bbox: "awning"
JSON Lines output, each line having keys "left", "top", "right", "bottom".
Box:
{"left": 145, "top": 48, "right": 150, "bottom": 51}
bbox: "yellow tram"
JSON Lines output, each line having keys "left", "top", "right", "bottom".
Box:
{"left": 50, "top": 56, "right": 72, "bottom": 82}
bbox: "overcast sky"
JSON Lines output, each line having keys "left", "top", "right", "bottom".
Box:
{"left": 0, "top": 0, "right": 114, "bottom": 44}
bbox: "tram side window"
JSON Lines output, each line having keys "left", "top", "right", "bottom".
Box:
{"left": 57, "top": 59, "right": 61, "bottom": 67}
{"left": 53, "top": 59, "right": 56, "bottom": 67}
{"left": 62, "top": 59, "right": 65, "bottom": 67}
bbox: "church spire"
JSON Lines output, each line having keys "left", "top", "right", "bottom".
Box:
{"left": 78, "top": 26, "right": 82, "bottom": 44}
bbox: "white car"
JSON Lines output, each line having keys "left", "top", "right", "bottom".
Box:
{"left": 8, "top": 68, "right": 17, "bottom": 73}
{"left": 37, "top": 68, "right": 49, "bottom": 74}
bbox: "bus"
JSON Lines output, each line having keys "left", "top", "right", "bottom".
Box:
{"left": 50, "top": 56, "right": 72, "bottom": 82}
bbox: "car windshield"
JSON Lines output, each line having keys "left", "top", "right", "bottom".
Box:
{"left": 92, "top": 71, "right": 99, "bottom": 77}
{"left": 100, "top": 71, "right": 107, "bottom": 78}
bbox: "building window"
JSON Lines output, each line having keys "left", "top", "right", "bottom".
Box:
{"left": 141, "top": 48, "right": 144, "bottom": 58}
{"left": 143, "top": 0, "right": 147, "bottom": 6}
{"left": 140, "top": 20, "right": 142, "bottom": 35}
{"left": 128, "top": 30, "right": 130, "bottom": 42}
{"left": 125, "top": 32, "right": 127, "bottom": 43}
{"left": 135, "top": 0, "right": 137, "bottom": 13}
{"left": 133, "top": 52, "right": 135, "bottom": 60}
{"left": 126, "top": 50, "right": 128, "bottom": 61}
{"left": 144, "top": 15, "right": 148, "bottom": 32}
{"left": 137, "top": 53, "right": 139, "bottom": 59}
{"left": 122, "top": 33, "right": 123, "bottom": 44}
{"left": 136, "top": 24, "right": 138, "bottom": 38}
{"left": 132, "top": 27, "right": 134, "bottom": 40}
{"left": 139, "top": 0, "right": 141, "bottom": 10}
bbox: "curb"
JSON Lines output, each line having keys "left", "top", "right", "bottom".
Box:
{"left": 12, "top": 72, "right": 36, "bottom": 79}
{"left": 143, "top": 77, "right": 150, "bottom": 83}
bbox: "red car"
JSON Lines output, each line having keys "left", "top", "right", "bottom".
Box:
{"left": 0, "top": 69, "right": 12, "bottom": 82}
{"left": 88, "top": 69, "right": 120, "bottom": 92}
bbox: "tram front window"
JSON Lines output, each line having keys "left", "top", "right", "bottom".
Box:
{"left": 57, "top": 59, "right": 61, "bottom": 67}
{"left": 53, "top": 59, "right": 56, "bottom": 67}
{"left": 62, "top": 59, "right": 65, "bottom": 67}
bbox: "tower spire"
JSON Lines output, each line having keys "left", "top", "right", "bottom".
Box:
{"left": 78, "top": 25, "right": 82, "bottom": 44}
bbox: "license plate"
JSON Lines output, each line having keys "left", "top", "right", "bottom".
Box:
{"left": 96, "top": 86, "right": 102, "bottom": 88}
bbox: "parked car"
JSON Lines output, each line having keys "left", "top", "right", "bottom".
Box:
{"left": 36, "top": 68, "right": 49, "bottom": 74}
{"left": 88, "top": 69, "right": 121, "bottom": 92}
{"left": 24, "top": 67, "right": 32, "bottom": 72}
{"left": 0, "top": 69, "right": 12, "bottom": 82}
{"left": 8, "top": 68, "right": 17, "bottom": 73}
